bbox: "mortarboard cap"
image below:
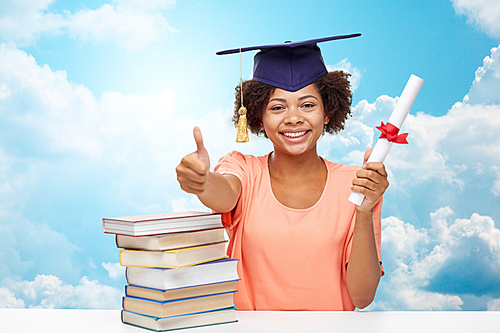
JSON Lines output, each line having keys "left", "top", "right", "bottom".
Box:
{"left": 216, "top": 33, "right": 361, "bottom": 92}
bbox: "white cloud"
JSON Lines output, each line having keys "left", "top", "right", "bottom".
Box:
{"left": 2, "top": 275, "right": 122, "bottom": 309}
{"left": 464, "top": 45, "right": 500, "bottom": 105}
{"left": 327, "top": 58, "right": 362, "bottom": 91}
{"left": 102, "top": 262, "right": 124, "bottom": 280}
{"left": 67, "top": 1, "right": 177, "bottom": 52}
{"left": 487, "top": 298, "right": 500, "bottom": 310}
{"left": 0, "top": 0, "right": 65, "bottom": 43}
{"left": 319, "top": 95, "right": 395, "bottom": 165}
{"left": 0, "top": 0, "right": 177, "bottom": 51}
{"left": 370, "top": 207, "right": 500, "bottom": 310}
{"left": 0, "top": 41, "right": 265, "bottom": 297}
{"left": 0, "top": 212, "right": 81, "bottom": 284}
{"left": 452, "top": 0, "right": 500, "bottom": 38}
{"left": 0, "top": 286, "right": 25, "bottom": 308}
{"left": 322, "top": 44, "right": 500, "bottom": 199}
{"left": 492, "top": 166, "right": 500, "bottom": 196}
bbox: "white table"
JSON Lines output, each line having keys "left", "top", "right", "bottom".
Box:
{"left": 1, "top": 309, "right": 499, "bottom": 333}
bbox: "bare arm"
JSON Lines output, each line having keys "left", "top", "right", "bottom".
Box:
{"left": 176, "top": 127, "right": 241, "bottom": 213}
{"left": 346, "top": 148, "right": 389, "bottom": 309}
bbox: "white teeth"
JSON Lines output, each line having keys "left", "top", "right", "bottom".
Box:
{"left": 283, "top": 131, "right": 306, "bottom": 138}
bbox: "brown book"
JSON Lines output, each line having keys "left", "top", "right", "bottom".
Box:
{"left": 119, "top": 242, "right": 228, "bottom": 268}
{"left": 122, "top": 292, "right": 235, "bottom": 318}
{"left": 121, "top": 308, "right": 237, "bottom": 331}
{"left": 116, "top": 228, "right": 226, "bottom": 251}
{"left": 125, "top": 281, "right": 238, "bottom": 302}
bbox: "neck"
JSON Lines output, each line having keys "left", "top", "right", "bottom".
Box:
{"left": 269, "top": 146, "right": 324, "bottom": 179}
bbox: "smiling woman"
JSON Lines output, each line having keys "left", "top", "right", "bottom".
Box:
{"left": 176, "top": 35, "right": 389, "bottom": 311}
{"left": 232, "top": 70, "right": 352, "bottom": 139}
{"left": 260, "top": 84, "right": 329, "bottom": 159}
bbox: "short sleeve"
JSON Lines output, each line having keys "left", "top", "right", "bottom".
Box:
{"left": 214, "top": 151, "right": 248, "bottom": 185}
{"left": 213, "top": 151, "right": 249, "bottom": 229}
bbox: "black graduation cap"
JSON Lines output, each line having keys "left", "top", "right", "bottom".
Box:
{"left": 216, "top": 33, "right": 361, "bottom": 92}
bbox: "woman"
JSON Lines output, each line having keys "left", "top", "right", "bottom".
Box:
{"left": 176, "top": 34, "right": 389, "bottom": 311}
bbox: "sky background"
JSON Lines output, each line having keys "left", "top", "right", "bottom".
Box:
{"left": 0, "top": 0, "right": 500, "bottom": 310}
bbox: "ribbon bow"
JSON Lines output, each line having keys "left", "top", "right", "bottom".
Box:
{"left": 376, "top": 122, "right": 409, "bottom": 144}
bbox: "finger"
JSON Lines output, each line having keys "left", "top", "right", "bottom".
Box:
{"left": 193, "top": 126, "right": 206, "bottom": 153}
{"left": 362, "top": 147, "right": 373, "bottom": 168}
{"left": 356, "top": 169, "right": 384, "bottom": 184}
{"left": 178, "top": 154, "right": 208, "bottom": 176}
{"left": 352, "top": 175, "right": 380, "bottom": 190}
{"left": 193, "top": 126, "right": 210, "bottom": 169}
{"left": 177, "top": 168, "right": 207, "bottom": 184}
{"left": 364, "top": 162, "right": 388, "bottom": 177}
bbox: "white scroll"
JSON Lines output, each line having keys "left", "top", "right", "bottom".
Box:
{"left": 348, "top": 74, "right": 424, "bottom": 206}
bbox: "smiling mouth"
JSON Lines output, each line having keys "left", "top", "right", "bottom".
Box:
{"left": 282, "top": 131, "right": 309, "bottom": 138}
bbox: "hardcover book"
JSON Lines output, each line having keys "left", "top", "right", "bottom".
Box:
{"left": 103, "top": 211, "right": 222, "bottom": 236}
{"left": 125, "top": 280, "right": 238, "bottom": 302}
{"left": 121, "top": 308, "right": 237, "bottom": 331}
{"left": 116, "top": 228, "right": 226, "bottom": 251}
{"left": 119, "top": 242, "right": 228, "bottom": 268}
{"left": 122, "top": 292, "right": 236, "bottom": 318}
{"left": 126, "top": 258, "right": 239, "bottom": 290}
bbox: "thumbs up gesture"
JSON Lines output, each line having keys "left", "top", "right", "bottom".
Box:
{"left": 176, "top": 127, "right": 211, "bottom": 195}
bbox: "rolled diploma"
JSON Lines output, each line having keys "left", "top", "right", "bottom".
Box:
{"left": 348, "top": 74, "right": 424, "bottom": 206}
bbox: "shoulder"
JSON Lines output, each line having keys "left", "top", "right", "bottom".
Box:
{"left": 323, "top": 159, "right": 359, "bottom": 191}
{"left": 216, "top": 150, "right": 268, "bottom": 166}
{"left": 323, "top": 159, "right": 359, "bottom": 174}
{"left": 215, "top": 151, "right": 269, "bottom": 174}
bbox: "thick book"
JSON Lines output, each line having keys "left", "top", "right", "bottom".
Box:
{"left": 119, "top": 242, "right": 228, "bottom": 268}
{"left": 121, "top": 308, "right": 237, "bottom": 331}
{"left": 103, "top": 211, "right": 222, "bottom": 236}
{"left": 122, "top": 292, "right": 236, "bottom": 318}
{"left": 125, "top": 280, "right": 238, "bottom": 302}
{"left": 126, "top": 258, "right": 239, "bottom": 290}
{"left": 116, "top": 228, "right": 226, "bottom": 251}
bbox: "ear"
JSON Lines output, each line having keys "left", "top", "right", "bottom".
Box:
{"left": 324, "top": 115, "right": 330, "bottom": 125}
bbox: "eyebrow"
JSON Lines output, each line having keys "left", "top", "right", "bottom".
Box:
{"left": 299, "top": 95, "right": 319, "bottom": 101}
{"left": 268, "top": 97, "right": 287, "bottom": 103}
{"left": 268, "top": 95, "right": 319, "bottom": 103}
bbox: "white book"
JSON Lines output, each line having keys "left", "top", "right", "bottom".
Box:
{"left": 126, "top": 259, "right": 239, "bottom": 290}
{"left": 102, "top": 211, "right": 222, "bottom": 236}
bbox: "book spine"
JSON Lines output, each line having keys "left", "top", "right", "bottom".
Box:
{"left": 118, "top": 250, "right": 124, "bottom": 266}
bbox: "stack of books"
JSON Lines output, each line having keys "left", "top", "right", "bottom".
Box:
{"left": 103, "top": 211, "right": 240, "bottom": 331}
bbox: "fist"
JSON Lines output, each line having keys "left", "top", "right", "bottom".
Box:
{"left": 352, "top": 147, "right": 389, "bottom": 212}
{"left": 176, "top": 127, "right": 211, "bottom": 194}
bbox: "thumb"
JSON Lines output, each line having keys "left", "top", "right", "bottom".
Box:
{"left": 362, "top": 147, "right": 373, "bottom": 168}
{"left": 193, "top": 126, "right": 210, "bottom": 169}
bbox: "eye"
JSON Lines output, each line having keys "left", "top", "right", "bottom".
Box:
{"left": 302, "top": 102, "right": 315, "bottom": 110}
{"left": 270, "top": 105, "right": 285, "bottom": 112}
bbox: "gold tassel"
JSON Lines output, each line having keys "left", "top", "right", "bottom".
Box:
{"left": 236, "top": 106, "right": 249, "bottom": 142}
{"left": 236, "top": 48, "right": 249, "bottom": 143}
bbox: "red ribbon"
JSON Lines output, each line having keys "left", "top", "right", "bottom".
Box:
{"left": 376, "top": 122, "right": 409, "bottom": 144}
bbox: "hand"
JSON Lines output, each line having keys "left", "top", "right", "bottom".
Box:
{"left": 351, "top": 147, "right": 389, "bottom": 212}
{"left": 176, "top": 127, "right": 211, "bottom": 194}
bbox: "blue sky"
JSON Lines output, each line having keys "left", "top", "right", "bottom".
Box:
{"left": 0, "top": 0, "right": 500, "bottom": 310}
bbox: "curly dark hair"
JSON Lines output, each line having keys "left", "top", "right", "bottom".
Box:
{"left": 232, "top": 71, "right": 353, "bottom": 137}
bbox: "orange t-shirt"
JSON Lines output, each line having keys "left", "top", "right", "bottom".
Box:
{"left": 214, "top": 151, "right": 383, "bottom": 311}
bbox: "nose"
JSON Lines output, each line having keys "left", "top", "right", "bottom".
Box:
{"left": 284, "top": 106, "right": 304, "bottom": 125}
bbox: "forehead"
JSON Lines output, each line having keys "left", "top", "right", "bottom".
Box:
{"left": 269, "top": 83, "right": 321, "bottom": 100}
